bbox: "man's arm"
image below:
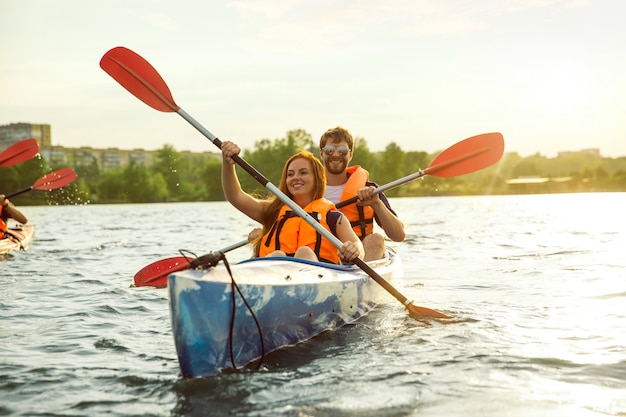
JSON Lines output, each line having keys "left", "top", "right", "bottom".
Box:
{"left": 356, "top": 185, "right": 405, "bottom": 242}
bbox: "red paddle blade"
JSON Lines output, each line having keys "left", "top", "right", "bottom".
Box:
{"left": 407, "top": 303, "right": 451, "bottom": 319}
{"left": 134, "top": 256, "right": 192, "bottom": 288}
{"left": 425, "top": 132, "right": 504, "bottom": 178}
{"left": 33, "top": 168, "right": 78, "bottom": 191}
{"left": 100, "top": 47, "right": 180, "bottom": 113}
{"left": 0, "top": 138, "right": 40, "bottom": 167}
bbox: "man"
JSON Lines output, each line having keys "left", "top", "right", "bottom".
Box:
{"left": 319, "top": 126, "right": 405, "bottom": 261}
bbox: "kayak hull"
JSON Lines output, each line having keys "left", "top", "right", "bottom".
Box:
{"left": 0, "top": 225, "right": 34, "bottom": 256}
{"left": 168, "top": 251, "right": 403, "bottom": 378}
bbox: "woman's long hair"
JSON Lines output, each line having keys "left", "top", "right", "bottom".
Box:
{"left": 252, "top": 151, "right": 327, "bottom": 256}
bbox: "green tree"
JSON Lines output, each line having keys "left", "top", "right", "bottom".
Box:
{"left": 178, "top": 154, "right": 214, "bottom": 201}
{"left": 610, "top": 170, "right": 626, "bottom": 190}
{"left": 240, "top": 129, "right": 315, "bottom": 196}
{"left": 350, "top": 137, "right": 375, "bottom": 172}
{"left": 374, "top": 142, "right": 406, "bottom": 196}
{"left": 123, "top": 161, "right": 168, "bottom": 203}
{"left": 152, "top": 144, "right": 183, "bottom": 200}
{"left": 9, "top": 130, "right": 626, "bottom": 204}
{"left": 511, "top": 153, "right": 547, "bottom": 177}
{"left": 1, "top": 158, "right": 49, "bottom": 205}
{"left": 96, "top": 168, "right": 126, "bottom": 202}
{"left": 74, "top": 160, "right": 100, "bottom": 195}
{"left": 203, "top": 158, "right": 224, "bottom": 201}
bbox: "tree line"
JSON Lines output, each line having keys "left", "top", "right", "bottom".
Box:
{"left": 3, "top": 129, "right": 626, "bottom": 206}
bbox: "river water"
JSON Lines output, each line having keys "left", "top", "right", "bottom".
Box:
{"left": 1, "top": 193, "right": 624, "bottom": 416}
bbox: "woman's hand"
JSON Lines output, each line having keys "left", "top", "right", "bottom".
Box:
{"left": 221, "top": 141, "right": 241, "bottom": 165}
{"left": 339, "top": 240, "right": 361, "bottom": 263}
{"left": 248, "top": 227, "right": 263, "bottom": 242}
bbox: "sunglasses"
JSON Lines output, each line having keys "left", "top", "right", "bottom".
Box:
{"left": 322, "top": 145, "right": 350, "bottom": 156}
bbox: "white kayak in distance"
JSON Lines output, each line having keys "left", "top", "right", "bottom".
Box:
{"left": 0, "top": 225, "right": 34, "bottom": 256}
{"left": 168, "top": 250, "right": 403, "bottom": 378}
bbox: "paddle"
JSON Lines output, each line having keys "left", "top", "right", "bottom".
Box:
{"left": 0, "top": 138, "right": 40, "bottom": 167}
{"left": 5, "top": 168, "right": 78, "bottom": 199}
{"left": 134, "top": 239, "right": 249, "bottom": 288}
{"left": 100, "top": 46, "right": 450, "bottom": 319}
{"left": 336, "top": 133, "right": 504, "bottom": 209}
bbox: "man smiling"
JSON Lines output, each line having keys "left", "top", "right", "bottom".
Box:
{"left": 319, "top": 126, "right": 405, "bottom": 261}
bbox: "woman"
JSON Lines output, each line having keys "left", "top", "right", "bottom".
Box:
{"left": 221, "top": 142, "right": 364, "bottom": 264}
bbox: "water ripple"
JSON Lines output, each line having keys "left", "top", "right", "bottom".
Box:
{"left": 2, "top": 197, "right": 625, "bottom": 417}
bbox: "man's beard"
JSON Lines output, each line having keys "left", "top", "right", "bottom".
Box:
{"left": 325, "top": 158, "right": 347, "bottom": 175}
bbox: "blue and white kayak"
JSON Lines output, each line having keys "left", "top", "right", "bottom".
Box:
{"left": 168, "top": 250, "right": 403, "bottom": 378}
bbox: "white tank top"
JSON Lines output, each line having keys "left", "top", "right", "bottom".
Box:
{"left": 325, "top": 184, "right": 346, "bottom": 204}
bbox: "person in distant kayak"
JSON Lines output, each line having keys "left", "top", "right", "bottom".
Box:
{"left": 319, "top": 126, "right": 405, "bottom": 261}
{"left": 0, "top": 195, "right": 28, "bottom": 238}
{"left": 221, "top": 142, "right": 364, "bottom": 264}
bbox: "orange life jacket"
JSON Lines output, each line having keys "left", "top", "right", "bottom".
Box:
{"left": 339, "top": 166, "right": 375, "bottom": 238}
{"left": 259, "top": 198, "right": 340, "bottom": 264}
{"left": 0, "top": 206, "right": 7, "bottom": 236}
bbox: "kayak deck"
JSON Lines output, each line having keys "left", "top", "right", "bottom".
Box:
{"left": 0, "top": 225, "right": 34, "bottom": 256}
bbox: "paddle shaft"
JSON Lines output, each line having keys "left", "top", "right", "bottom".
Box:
{"left": 219, "top": 239, "right": 250, "bottom": 253}
{"left": 336, "top": 145, "right": 492, "bottom": 209}
{"left": 176, "top": 109, "right": 417, "bottom": 309}
{"left": 5, "top": 186, "right": 33, "bottom": 199}
{"left": 188, "top": 238, "right": 250, "bottom": 269}
{"left": 336, "top": 170, "right": 426, "bottom": 209}
{"left": 4, "top": 168, "right": 77, "bottom": 199}
{"left": 134, "top": 238, "right": 250, "bottom": 287}
{"left": 179, "top": 107, "right": 338, "bottom": 239}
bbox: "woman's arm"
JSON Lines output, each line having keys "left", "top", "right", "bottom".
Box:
{"left": 334, "top": 213, "right": 365, "bottom": 261}
{"left": 220, "top": 141, "right": 266, "bottom": 223}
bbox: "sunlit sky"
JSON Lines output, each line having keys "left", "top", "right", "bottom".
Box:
{"left": 2, "top": 0, "right": 625, "bottom": 158}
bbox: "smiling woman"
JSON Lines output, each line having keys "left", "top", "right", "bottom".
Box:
{"left": 220, "top": 142, "right": 365, "bottom": 264}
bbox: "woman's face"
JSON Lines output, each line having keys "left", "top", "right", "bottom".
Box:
{"left": 286, "top": 157, "right": 315, "bottom": 203}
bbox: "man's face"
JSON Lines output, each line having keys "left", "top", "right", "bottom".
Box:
{"left": 320, "top": 140, "right": 352, "bottom": 175}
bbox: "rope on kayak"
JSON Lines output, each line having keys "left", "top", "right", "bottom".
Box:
{"left": 197, "top": 252, "right": 265, "bottom": 371}
{"left": 221, "top": 254, "right": 266, "bottom": 372}
{"left": 182, "top": 250, "right": 267, "bottom": 372}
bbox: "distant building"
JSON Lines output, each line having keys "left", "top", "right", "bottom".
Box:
{"left": 44, "top": 145, "right": 161, "bottom": 170}
{"left": 0, "top": 122, "right": 51, "bottom": 149}
{"left": 557, "top": 148, "right": 601, "bottom": 158}
{"left": 0, "top": 122, "right": 219, "bottom": 170}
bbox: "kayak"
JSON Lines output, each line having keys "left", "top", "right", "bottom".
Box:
{"left": 168, "top": 249, "right": 403, "bottom": 378}
{"left": 0, "top": 225, "right": 34, "bottom": 256}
